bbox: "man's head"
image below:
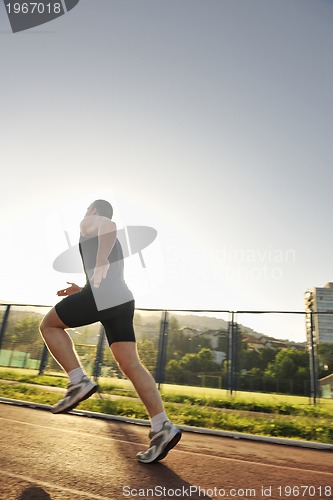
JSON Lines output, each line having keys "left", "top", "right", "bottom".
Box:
{"left": 86, "top": 199, "right": 113, "bottom": 219}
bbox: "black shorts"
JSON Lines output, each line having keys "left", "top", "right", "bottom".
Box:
{"left": 55, "top": 286, "right": 136, "bottom": 345}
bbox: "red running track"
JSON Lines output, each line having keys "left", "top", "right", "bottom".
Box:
{"left": 0, "top": 403, "right": 332, "bottom": 500}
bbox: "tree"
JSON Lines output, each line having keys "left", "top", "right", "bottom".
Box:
{"left": 137, "top": 338, "right": 157, "bottom": 374}
{"left": 239, "top": 349, "right": 261, "bottom": 372}
{"left": 180, "top": 348, "right": 218, "bottom": 373}
{"left": 6, "top": 315, "right": 42, "bottom": 357}
{"left": 165, "top": 359, "right": 190, "bottom": 384}
{"left": 166, "top": 329, "right": 189, "bottom": 361}
{"left": 165, "top": 348, "right": 220, "bottom": 385}
{"left": 318, "top": 343, "right": 333, "bottom": 376}
{"left": 263, "top": 349, "right": 308, "bottom": 394}
{"left": 216, "top": 331, "right": 228, "bottom": 353}
{"left": 265, "top": 349, "right": 307, "bottom": 379}
{"left": 260, "top": 347, "right": 277, "bottom": 369}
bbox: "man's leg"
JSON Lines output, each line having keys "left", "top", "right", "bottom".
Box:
{"left": 111, "top": 342, "right": 181, "bottom": 463}
{"left": 111, "top": 341, "right": 163, "bottom": 418}
{"left": 40, "top": 307, "right": 81, "bottom": 373}
{"left": 40, "top": 308, "right": 97, "bottom": 413}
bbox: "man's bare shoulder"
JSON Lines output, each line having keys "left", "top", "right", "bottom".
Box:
{"left": 80, "top": 216, "right": 116, "bottom": 237}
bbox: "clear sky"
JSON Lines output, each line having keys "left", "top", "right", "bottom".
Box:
{"left": 0, "top": 0, "right": 332, "bottom": 342}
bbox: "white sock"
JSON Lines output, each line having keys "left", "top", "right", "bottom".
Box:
{"left": 68, "top": 367, "right": 85, "bottom": 385}
{"left": 151, "top": 411, "right": 168, "bottom": 432}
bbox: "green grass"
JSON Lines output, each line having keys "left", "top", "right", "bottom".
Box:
{"left": 1, "top": 368, "right": 333, "bottom": 444}
{"left": 160, "top": 382, "right": 333, "bottom": 409}
{"left": 0, "top": 367, "right": 68, "bottom": 385}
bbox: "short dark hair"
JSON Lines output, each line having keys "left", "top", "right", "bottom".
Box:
{"left": 91, "top": 199, "right": 113, "bottom": 219}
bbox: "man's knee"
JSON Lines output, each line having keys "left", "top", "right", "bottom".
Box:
{"left": 40, "top": 308, "right": 67, "bottom": 334}
{"left": 39, "top": 316, "right": 52, "bottom": 336}
{"left": 112, "top": 344, "right": 141, "bottom": 375}
{"left": 118, "top": 356, "right": 141, "bottom": 376}
{"left": 39, "top": 316, "right": 48, "bottom": 333}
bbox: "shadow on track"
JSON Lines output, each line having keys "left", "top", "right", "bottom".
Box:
{"left": 17, "top": 486, "right": 52, "bottom": 499}
{"left": 109, "top": 422, "right": 213, "bottom": 500}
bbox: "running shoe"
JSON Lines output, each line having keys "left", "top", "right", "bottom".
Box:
{"left": 137, "top": 421, "right": 182, "bottom": 463}
{"left": 52, "top": 376, "right": 98, "bottom": 414}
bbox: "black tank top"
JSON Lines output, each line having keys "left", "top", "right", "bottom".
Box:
{"left": 79, "top": 234, "right": 133, "bottom": 310}
{"left": 79, "top": 234, "right": 124, "bottom": 280}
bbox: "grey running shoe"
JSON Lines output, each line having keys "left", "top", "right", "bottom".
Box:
{"left": 52, "top": 376, "right": 98, "bottom": 414}
{"left": 137, "top": 421, "right": 182, "bottom": 464}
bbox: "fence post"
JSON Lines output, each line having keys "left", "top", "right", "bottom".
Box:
{"left": 93, "top": 325, "right": 106, "bottom": 382}
{"left": 0, "top": 305, "right": 11, "bottom": 351}
{"left": 38, "top": 345, "right": 49, "bottom": 375}
{"left": 156, "top": 310, "right": 169, "bottom": 390}
{"left": 304, "top": 290, "right": 319, "bottom": 405}
{"left": 228, "top": 311, "right": 237, "bottom": 396}
{"left": 307, "top": 312, "right": 319, "bottom": 405}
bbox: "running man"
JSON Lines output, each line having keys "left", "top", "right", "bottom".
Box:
{"left": 40, "top": 199, "right": 181, "bottom": 463}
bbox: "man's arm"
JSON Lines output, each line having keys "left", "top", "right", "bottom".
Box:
{"left": 81, "top": 216, "right": 117, "bottom": 288}
{"left": 95, "top": 218, "right": 117, "bottom": 268}
{"left": 57, "top": 282, "right": 82, "bottom": 296}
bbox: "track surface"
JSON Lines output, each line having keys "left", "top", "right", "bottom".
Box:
{"left": 0, "top": 404, "right": 332, "bottom": 500}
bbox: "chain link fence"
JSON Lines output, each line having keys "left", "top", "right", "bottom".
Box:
{"left": 0, "top": 302, "right": 331, "bottom": 405}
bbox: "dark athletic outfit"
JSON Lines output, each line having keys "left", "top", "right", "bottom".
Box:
{"left": 55, "top": 232, "right": 135, "bottom": 345}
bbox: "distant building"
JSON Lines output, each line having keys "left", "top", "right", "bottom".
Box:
{"left": 179, "top": 326, "right": 201, "bottom": 337}
{"left": 213, "top": 351, "right": 226, "bottom": 365}
{"left": 242, "top": 335, "right": 267, "bottom": 351}
{"left": 203, "top": 330, "right": 227, "bottom": 349}
{"left": 305, "top": 282, "right": 333, "bottom": 343}
{"left": 319, "top": 372, "right": 333, "bottom": 398}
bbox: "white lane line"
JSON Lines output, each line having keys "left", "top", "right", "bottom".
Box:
{"left": 0, "top": 415, "right": 133, "bottom": 444}
{"left": 183, "top": 449, "right": 333, "bottom": 477}
{"left": 0, "top": 470, "right": 112, "bottom": 500}
{"left": 0, "top": 415, "right": 332, "bottom": 477}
